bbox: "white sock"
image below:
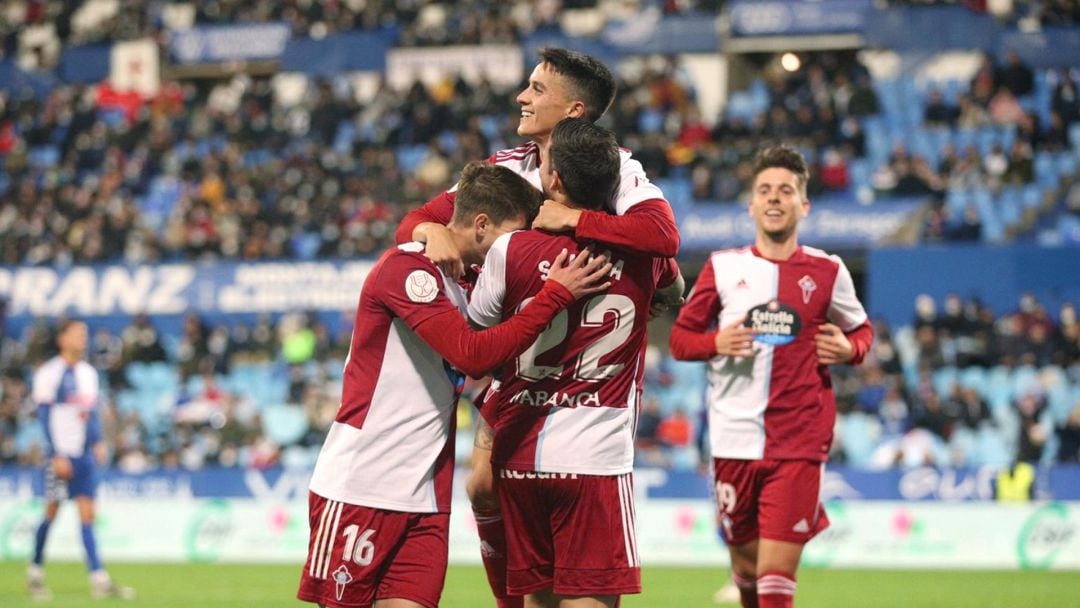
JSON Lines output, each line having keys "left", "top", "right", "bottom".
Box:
{"left": 27, "top": 564, "right": 44, "bottom": 580}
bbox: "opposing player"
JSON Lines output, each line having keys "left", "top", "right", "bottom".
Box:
{"left": 28, "top": 319, "right": 135, "bottom": 601}
{"left": 394, "top": 47, "right": 681, "bottom": 608}
{"left": 669, "top": 145, "right": 874, "bottom": 608}
{"left": 297, "top": 163, "right": 612, "bottom": 608}
{"left": 468, "top": 118, "right": 684, "bottom": 608}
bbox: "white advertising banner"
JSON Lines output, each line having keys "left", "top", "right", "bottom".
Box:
{"left": 110, "top": 38, "right": 160, "bottom": 97}
{"left": 2, "top": 497, "right": 1078, "bottom": 570}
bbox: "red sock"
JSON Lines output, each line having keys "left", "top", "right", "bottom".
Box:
{"left": 757, "top": 570, "right": 796, "bottom": 608}
{"left": 474, "top": 507, "right": 522, "bottom": 608}
{"left": 732, "top": 571, "right": 758, "bottom": 608}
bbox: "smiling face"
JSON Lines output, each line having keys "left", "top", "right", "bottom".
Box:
{"left": 515, "top": 62, "right": 582, "bottom": 143}
{"left": 749, "top": 167, "right": 809, "bottom": 245}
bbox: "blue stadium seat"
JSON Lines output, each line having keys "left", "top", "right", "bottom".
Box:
{"left": 985, "top": 366, "right": 1013, "bottom": 411}
{"left": 1057, "top": 152, "right": 1077, "bottom": 177}
{"left": 262, "top": 404, "right": 309, "bottom": 446}
{"left": 932, "top": 366, "right": 958, "bottom": 396}
{"left": 1010, "top": 365, "right": 1039, "bottom": 399}
{"left": 1069, "top": 123, "right": 1080, "bottom": 154}
{"left": 841, "top": 412, "right": 879, "bottom": 468}
{"left": 973, "top": 425, "right": 1010, "bottom": 467}
{"left": 1021, "top": 185, "right": 1041, "bottom": 210}
{"left": 959, "top": 367, "right": 987, "bottom": 391}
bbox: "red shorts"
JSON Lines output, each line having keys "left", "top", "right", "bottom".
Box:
{"left": 297, "top": 492, "right": 449, "bottom": 608}
{"left": 496, "top": 469, "right": 641, "bottom": 597}
{"left": 712, "top": 458, "right": 829, "bottom": 546}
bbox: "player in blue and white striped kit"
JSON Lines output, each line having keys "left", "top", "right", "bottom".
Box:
{"left": 27, "top": 319, "right": 134, "bottom": 601}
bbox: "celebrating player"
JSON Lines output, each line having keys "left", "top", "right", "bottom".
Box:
{"left": 669, "top": 145, "right": 874, "bottom": 608}
{"left": 394, "top": 47, "right": 680, "bottom": 608}
{"left": 297, "top": 162, "right": 612, "bottom": 608}
{"left": 468, "top": 118, "right": 684, "bottom": 608}
{"left": 28, "top": 319, "right": 135, "bottom": 601}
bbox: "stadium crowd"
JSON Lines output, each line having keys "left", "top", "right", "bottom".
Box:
{"left": 2, "top": 290, "right": 1078, "bottom": 471}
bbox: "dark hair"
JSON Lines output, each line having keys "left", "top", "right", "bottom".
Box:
{"left": 453, "top": 162, "right": 542, "bottom": 226}
{"left": 548, "top": 118, "right": 620, "bottom": 211}
{"left": 538, "top": 48, "right": 616, "bottom": 122}
{"left": 56, "top": 318, "right": 84, "bottom": 338}
{"left": 751, "top": 144, "right": 810, "bottom": 194}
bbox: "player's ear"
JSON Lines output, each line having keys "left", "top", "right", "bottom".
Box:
{"left": 549, "top": 169, "right": 564, "bottom": 197}
{"left": 567, "top": 100, "right": 586, "bottom": 119}
{"left": 473, "top": 212, "right": 491, "bottom": 234}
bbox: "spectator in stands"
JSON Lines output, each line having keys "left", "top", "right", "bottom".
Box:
{"left": 1005, "top": 139, "right": 1035, "bottom": 184}
{"left": 1056, "top": 403, "right": 1080, "bottom": 462}
{"left": 1015, "top": 392, "right": 1049, "bottom": 462}
{"left": 1052, "top": 70, "right": 1079, "bottom": 125}
{"left": 999, "top": 50, "right": 1035, "bottom": 97}
{"left": 1055, "top": 303, "right": 1080, "bottom": 364}
{"left": 924, "top": 88, "right": 959, "bottom": 127}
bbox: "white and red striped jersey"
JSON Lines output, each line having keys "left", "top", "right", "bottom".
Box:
{"left": 309, "top": 243, "right": 466, "bottom": 513}
{"left": 469, "top": 231, "right": 676, "bottom": 475}
{"left": 671, "top": 246, "right": 872, "bottom": 463}
{"left": 480, "top": 142, "right": 664, "bottom": 215}
{"left": 32, "top": 357, "right": 99, "bottom": 458}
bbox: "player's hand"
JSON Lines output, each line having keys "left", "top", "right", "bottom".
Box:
{"left": 815, "top": 323, "right": 854, "bottom": 365}
{"left": 715, "top": 317, "right": 755, "bottom": 357}
{"left": 52, "top": 456, "right": 73, "bottom": 480}
{"left": 546, "top": 248, "right": 612, "bottom": 300}
{"left": 648, "top": 294, "right": 685, "bottom": 320}
{"left": 532, "top": 199, "right": 583, "bottom": 233}
{"left": 415, "top": 223, "right": 464, "bottom": 280}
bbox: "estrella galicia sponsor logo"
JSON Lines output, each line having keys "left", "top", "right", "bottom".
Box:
{"left": 745, "top": 300, "right": 802, "bottom": 345}
{"left": 184, "top": 499, "right": 234, "bottom": 563}
{"left": 1017, "top": 501, "right": 1075, "bottom": 570}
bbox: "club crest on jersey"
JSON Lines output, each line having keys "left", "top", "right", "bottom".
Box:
{"left": 405, "top": 270, "right": 439, "bottom": 303}
{"left": 332, "top": 565, "right": 353, "bottom": 601}
{"left": 798, "top": 275, "right": 817, "bottom": 304}
{"left": 745, "top": 300, "right": 802, "bottom": 346}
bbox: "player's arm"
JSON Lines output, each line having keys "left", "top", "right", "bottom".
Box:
{"left": 391, "top": 250, "right": 611, "bottom": 378}
{"left": 532, "top": 155, "right": 680, "bottom": 257}
{"left": 649, "top": 257, "right": 686, "bottom": 320}
{"left": 32, "top": 369, "right": 72, "bottom": 479}
{"left": 816, "top": 258, "right": 875, "bottom": 365}
{"left": 394, "top": 191, "right": 464, "bottom": 279}
{"left": 669, "top": 257, "right": 722, "bottom": 360}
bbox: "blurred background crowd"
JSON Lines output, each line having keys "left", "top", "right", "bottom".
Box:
{"left": 0, "top": 0, "right": 1078, "bottom": 474}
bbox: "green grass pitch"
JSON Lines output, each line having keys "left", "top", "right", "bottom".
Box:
{"left": 1, "top": 563, "right": 1077, "bottom": 607}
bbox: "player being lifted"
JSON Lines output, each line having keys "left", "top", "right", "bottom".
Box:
{"left": 297, "top": 163, "right": 612, "bottom": 608}
{"left": 394, "top": 47, "right": 680, "bottom": 608}
{"left": 670, "top": 145, "right": 873, "bottom": 608}
{"left": 468, "top": 118, "right": 684, "bottom": 608}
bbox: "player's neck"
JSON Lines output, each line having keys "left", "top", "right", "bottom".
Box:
{"left": 754, "top": 234, "right": 799, "bottom": 261}
{"left": 446, "top": 226, "right": 480, "bottom": 267}
{"left": 59, "top": 351, "right": 81, "bottom": 366}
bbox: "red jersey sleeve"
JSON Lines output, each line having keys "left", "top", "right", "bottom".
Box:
{"left": 394, "top": 190, "right": 457, "bottom": 244}
{"left": 575, "top": 199, "right": 680, "bottom": 258}
{"left": 843, "top": 320, "right": 874, "bottom": 365}
{"left": 412, "top": 281, "right": 574, "bottom": 379}
{"left": 669, "top": 257, "right": 721, "bottom": 361}
{"left": 652, "top": 257, "right": 680, "bottom": 290}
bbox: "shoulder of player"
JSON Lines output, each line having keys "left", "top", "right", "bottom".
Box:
{"left": 799, "top": 245, "right": 844, "bottom": 271}
{"left": 708, "top": 245, "right": 755, "bottom": 264}
{"left": 490, "top": 142, "right": 539, "bottom": 166}
{"left": 371, "top": 245, "right": 442, "bottom": 286}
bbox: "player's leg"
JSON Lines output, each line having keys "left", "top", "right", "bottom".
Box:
{"left": 713, "top": 458, "right": 762, "bottom": 608}
{"left": 727, "top": 540, "right": 760, "bottom": 608}
{"left": 298, "top": 493, "right": 406, "bottom": 608}
{"left": 375, "top": 512, "right": 450, "bottom": 608}
{"left": 468, "top": 417, "right": 522, "bottom": 608}
{"left": 753, "top": 460, "right": 829, "bottom": 608}
{"left": 547, "top": 473, "right": 639, "bottom": 608}
{"left": 27, "top": 499, "right": 60, "bottom": 600}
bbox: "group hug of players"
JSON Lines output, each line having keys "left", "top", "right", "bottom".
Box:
{"left": 297, "top": 48, "right": 874, "bottom": 608}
